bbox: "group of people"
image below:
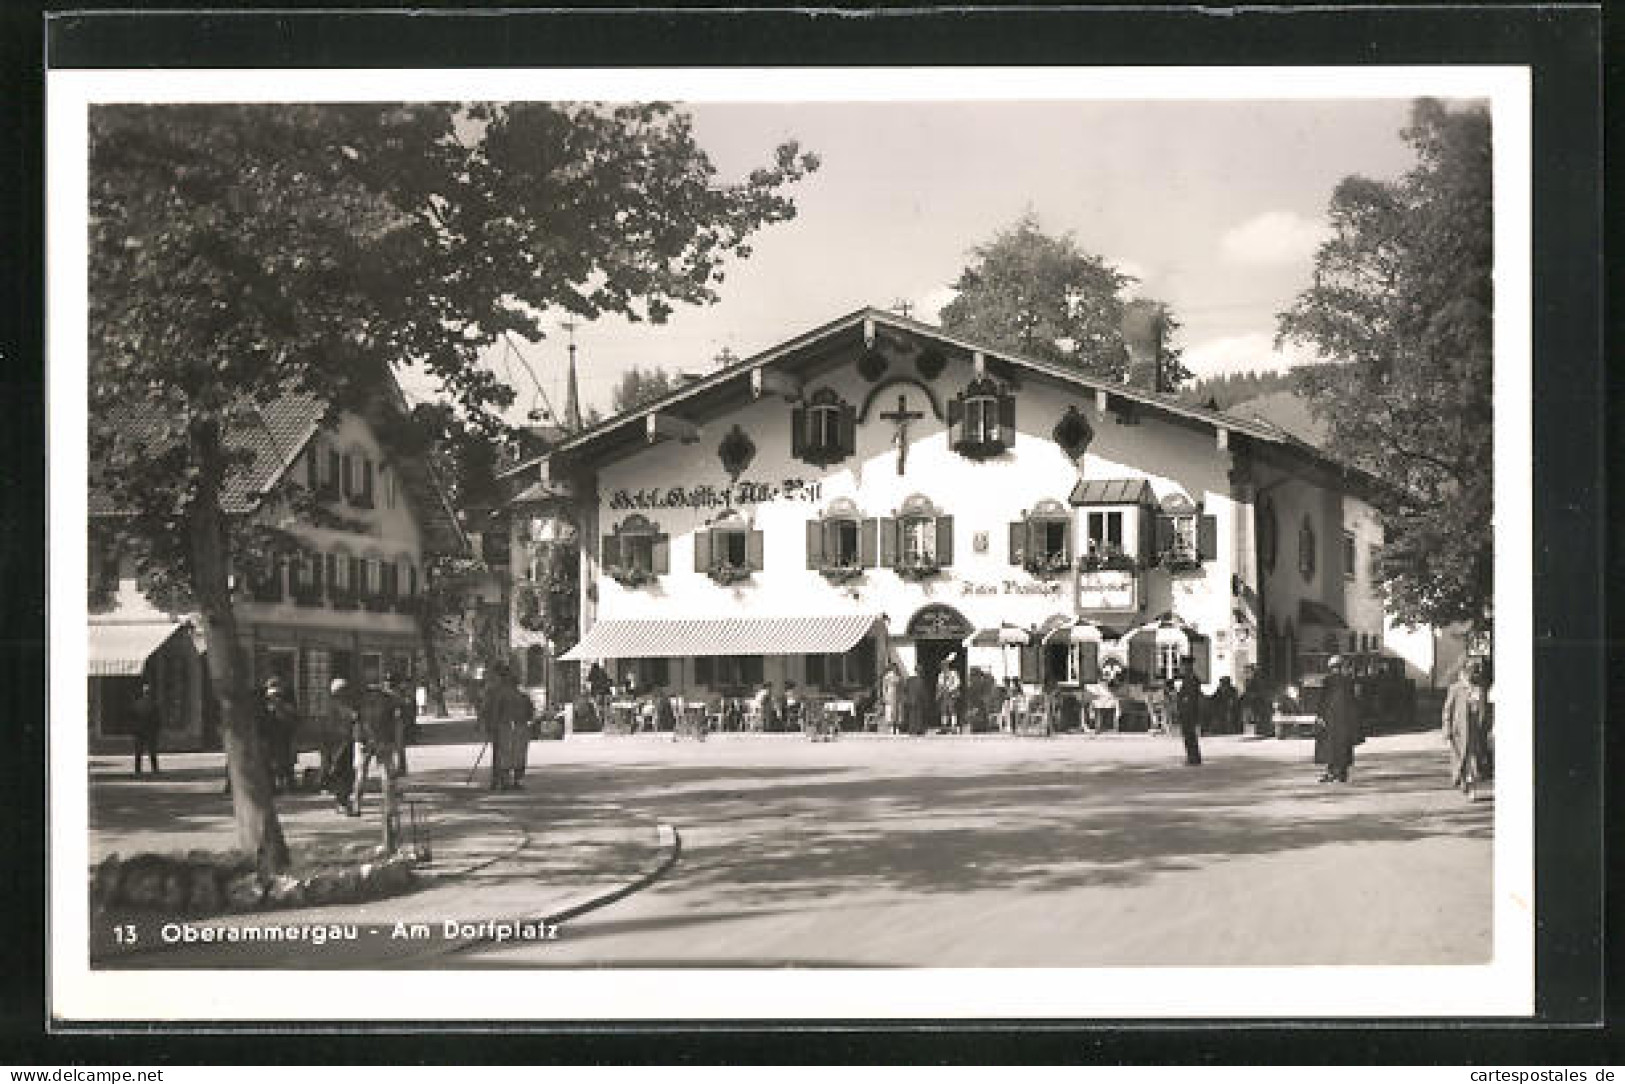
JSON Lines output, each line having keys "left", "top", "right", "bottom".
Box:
{"left": 318, "top": 674, "right": 419, "bottom": 816}
{"left": 1442, "top": 658, "right": 1494, "bottom": 797}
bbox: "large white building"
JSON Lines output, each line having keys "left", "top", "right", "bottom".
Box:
{"left": 505, "top": 308, "right": 1389, "bottom": 725}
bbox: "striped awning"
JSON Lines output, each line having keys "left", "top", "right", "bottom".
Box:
{"left": 1069, "top": 477, "right": 1155, "bottom": 506}
{"left": 87, "top": 621, "right": 187, "bottom": 677}
{"left": 562, "top": 613, "right": 884, "bottom": 661}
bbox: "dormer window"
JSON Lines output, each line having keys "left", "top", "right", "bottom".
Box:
{"left": 1009, "top": 498, "right": 1072, "bottom": 574}
{"left": 602, "top": 514, "right": 669, "bottom": 587}
{"left": 880, "top": 494, "right": 953, "bottom": 578}
{"left": 948, "top": 377, "right": 1015, "bottom": 459}
{"left": 791, "top": 388, "right": 856, "bottom": 468}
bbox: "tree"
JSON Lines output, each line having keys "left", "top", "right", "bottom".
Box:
{"left": 938, "top": 213, "right": 1190, "bottom": 386}
{"left": 89, "top": 102, "right": 817, "bottom": 870}
{"left": 611, "top": 365, "right": 678, "bottom": 413}
{"left": 1277, "top": 99, "right": 1492, "bottom": 633}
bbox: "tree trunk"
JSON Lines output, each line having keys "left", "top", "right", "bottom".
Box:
{"left": 189, "top": 420, "right": 291, "bottom": 873}
{"left": 416, "top": 577, "right": 449, "bottom": 717}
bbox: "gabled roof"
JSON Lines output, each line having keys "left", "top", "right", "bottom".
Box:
{"left": 516, "top": 306, "right": 1377, "bottom": 494}
{"left": 91, "top": 378, "right": 466, "bottom": 554}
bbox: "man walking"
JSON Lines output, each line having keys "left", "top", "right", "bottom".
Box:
{"left": 1174, "top": 656, "right": 1204, "bottom": 766}
{"left": 936, "top": 655, "right": 964, "bottom": 734}
{"left": 130, "top": 681, "right": 160, "bottom": 777}
{"left": 1318, "top": 655, "right": 1361, "bottom": 783}
{"left": 479, "top": 664, "right": 533, "bottom": 791}
{"left": 880, "top": 662, "right": 903, "bottom": 735}
{"left": 325, "top": 678, "right": 360, "bottom": 813}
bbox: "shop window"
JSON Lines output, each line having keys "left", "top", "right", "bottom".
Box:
{"left": 1342, "top": 531, "right": 1357, "bottom": 579}
{"left": 791, "top": 388, "right": 856, "bottom": 468}
{"left": 694, "top": 513, "right": 763, "bottom": 584}
{"left": 695, "top": 654, "right": 765, "bottom": 692}
{"left": 947, "top": 377, "right": 1015, "bottom": 459}
{"left": 602, "top": 514, "right": 669, "bottom": 588}
{"left": 1299, "top": 516, "right": 1317, "bottom": 581}
{"left": 1009, "top": 498, "right": 1071, "bottom": 574}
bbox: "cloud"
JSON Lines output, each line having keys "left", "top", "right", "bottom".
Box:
{"left": 1181, "top": 332, "right": 1321, "bottom": 379}
{"left": 915, "top": 285, "right": 959, "bottom": 323}
{"left": 1219, "top": 211, "right": 1329, "bottom": 266}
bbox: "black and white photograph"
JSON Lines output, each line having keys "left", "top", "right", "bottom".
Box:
{"left": 48, "top": 63, "right": 1537, "bottom": 1022}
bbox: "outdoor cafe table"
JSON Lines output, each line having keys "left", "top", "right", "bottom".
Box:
{"left": 823, "top": 699, "right": 857, "bottom": 729}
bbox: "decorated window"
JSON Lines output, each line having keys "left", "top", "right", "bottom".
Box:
{"left": 1299, "top": 516, "right": 1317, "bottom": 580}
{"left": 601, "top": 514, "right": 670, "bottom": 587}
{"left": 791, "top": 388, "right": 856, "bottom": 468}
{"left": 1150, "top": 493, "right": 1217, "bottom": 571}
{"left": 947, "top": 377, "right": 1015, "bottom": 459}
{"left": 1009, "top": 498, "right": 1072, "bottom": 574}
{"left": 806, "top": 497, "right": 874, "bottom": 579}
{"left": 693, "top": 511, "right": 762, "bottom": 584}
{"left": 879, "top": 494, "right": 953, "bottom": 577}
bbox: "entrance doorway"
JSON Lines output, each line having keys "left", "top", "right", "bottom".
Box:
{"left": 905, "top": 603, "right": 973, "bottom": 733}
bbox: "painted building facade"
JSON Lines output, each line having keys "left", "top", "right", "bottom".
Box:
{"left": 520, "top": 309, "right": 1386, "bottom": 717}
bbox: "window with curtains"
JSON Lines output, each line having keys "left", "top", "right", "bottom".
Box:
{"left": 807, "top": 497, "right": 873, "bottom": 580}
{"left": 1009, "top": 498, "right": 1071, "bottom": 574}
{"left": 947, "top": 377, "right": 1015, "bottom": 460}
{"left": 693, "top": 512, "right": 762, "bottom": 585}
{"left": 879, "top": 494, "right": 952, "bottom": 578}
{"left": 601, "top": 514, "right": 669, "bottom": 587}
{"left": 790, "top": 388, "right": 856, "bottom": 468}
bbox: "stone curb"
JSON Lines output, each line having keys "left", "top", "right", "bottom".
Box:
{"left": 433, "top": 820, "right": 682, "bottom": 961}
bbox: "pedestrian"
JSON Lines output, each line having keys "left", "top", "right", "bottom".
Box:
{"left": 349, "top": 682, "right": 403, "bottom": 816}
{"left": 1208, "top": 676, "right": 1240, "bottom": 735}
{"left": 781, "top": 680, "right": 799, "bottom": 732}
{"left": 1174, "top": 657, "right": 1204, "bottom": 766}
{"left": 1317, "top": 655, "right": 1361, "bottom": 783}
{"left": 130, "top": 681, "right": 160, "bottom": 777}
{"left": 479, "top": 663, "right": 533, "bottom": 791}
{"left": 655, "top": 687, "right": 678, "bottom": 735}
{"left": 261, "top": 677, "right": 299, "bottom": 793}
{"left": 753, "top": 681, "right": 776, "bottom": 732}
{"left": 936, "top": 655, "right": 964, "bottom": 734}
{"left": 1441, "top": 660, "right": 1490, "bottom": 793}
{"left": 387, "top": 672, "right": 415, "bottom": 776}
{"left": 326, "top": 678, "right": 360, "bottom": 813}
{"left": 415, "top": 681, "right": 429, "bottom": 720}
{"left": 904, "top": 669, "right": 930, "bottom": 736}
{"left": 1240, "top": 665, "right": 1270, "bottom": 736}
{"left": 587, "top": 662, "right": 612, "bottom": 725}
{"left": 880, "top": 662, "right": 903, "bottom": 734}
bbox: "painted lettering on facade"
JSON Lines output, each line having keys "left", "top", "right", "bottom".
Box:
{"left": 1076, "top": 570, "right": 1138, "bottom": 611}
{"left": 605, "top": 478, "right": 825, "bottom": 512}
{"left": 958, "top": 580, "right": 1064, "bottom": 597}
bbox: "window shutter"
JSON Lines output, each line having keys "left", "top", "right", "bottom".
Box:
{"left": 1008, "top": 521, "right": 1026, "bottom": 566}
{"left": 325, "top": 553, "right": 337, "bottom": 594}
{"left": 362, "top": 459, "right": 374, "bottom": 504}
{"left": 935, "top": 515, "right": 955, "bottom": 566}
{"left": 383, "top": 562, "right": 396, "bottom": 598}
{"left": 998, "top": 393, "right": 1016, "bottom": 442}
{"left": 326, "top": 450, "right": 340, "bottom": 493}
{"left": 838, "top": 404, "right": 857, "bottom": 458}
{"left": 859, "top": 517, "right": 878, "bottom": 567}
{"left": 1153, "top": 515, "right": 1174, "bottom": 561}
{"left": 653, "top": 534, "right": 671, "bottom": 574}
{"left": 1078, "top": 642, "right": 1101, "bottom": 684}
{"left": 306, "top": 448, "right": 319, "bottom": 491}
{"left": 878, "top": 517, "right": 897, "bottom": 567}
{"left": 1128, "top": 635, "right": 1156, "bottom": 684}
{"left": 1197, "top": 514, "right": 1218, "bottom": 561}
{"left": 408, "top": 565, "right": 417, "bottom": 597}
{"left": 692, "top": 530, "right": 711, "bottom": 572}
{"left": 805, "top": 520, "right": 825, "bottom": 570}
{"left": 1063, "top": 519, "right": 1075, "bottom": 564}
{"left": 805, "top": 654, "right": 826, "bottom": 687}
{"left": 341, "top": 453, "right": 354, "bottom": 499}
{"left": 790, "top": 406, "right": 807, "bottom": 459}
{"left": 311, "top": 552, "right": 324, "bottom": 594}
{"left": 745, "top": 530, "right": 764, "bottom": 571}
{"left": 695, "top": 656, "right": 714, "bottom": 686}
{"left": 1192, "top": 636, "right": 1211, "bottom": 683}
{"left": 601, "top": 534, "right": 623, "bottom": 570}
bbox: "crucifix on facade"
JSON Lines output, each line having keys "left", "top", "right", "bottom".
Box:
{"left": 880, "top": 393, "right": 924, "bottom": 475}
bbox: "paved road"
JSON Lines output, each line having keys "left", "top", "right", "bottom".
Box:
{"left": 458, "top": 728, "right": 1491, "bottom": 968}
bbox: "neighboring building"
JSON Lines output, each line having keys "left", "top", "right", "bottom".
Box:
{"left": 507, "top": 307, "right": 1389, "bottom": 722}
{"left": 88, "top": 384, "right": 465, "bottom": 751}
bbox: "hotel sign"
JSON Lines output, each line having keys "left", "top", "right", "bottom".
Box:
{"left": 1076, "top": 569, "right": 1137, "bottom": 612}
{"left": 606, "top": 478, "right": 825, "bottom": 512}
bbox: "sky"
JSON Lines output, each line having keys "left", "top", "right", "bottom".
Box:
{"left": 404, "top": 98, "right": 1427, "bottom": 423}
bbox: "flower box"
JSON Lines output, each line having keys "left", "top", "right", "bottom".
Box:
{"left": 894, "top": 557, "right": 941, "bottom": 580}
{"left": 1159, "top": 551, "right": 1203, "bottom": 573}
{"left": 951, "top": 437, "right": 1008, "bottom": 461}
{"left": 1023, "top": 554, "right": 1073, "bottom": 577}
{"left": 1079, "top": 552, "right": 1139, "bottom": 574}
{"left": 608, "top": 566, "right": 656, "bottom": 588}
{"left": 818, "top": 564, "right": 864, "bottom": 584}
{"left": 707, "top": 562, "right": 753, "bottom": 586}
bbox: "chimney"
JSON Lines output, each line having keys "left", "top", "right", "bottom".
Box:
{"left": 1121, "top": 300, "right": 1168, "bottom": 393}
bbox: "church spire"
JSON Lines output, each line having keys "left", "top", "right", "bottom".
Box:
{"left": 561, "top": 321, "right": 584, "bottom": 433}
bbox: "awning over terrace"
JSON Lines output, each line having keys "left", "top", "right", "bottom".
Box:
{"left": 562, "top": 613, "right": 885, "bottom": 661}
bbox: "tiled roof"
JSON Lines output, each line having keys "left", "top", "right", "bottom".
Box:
{"left": 1069, "top": 477, "right": 1156, "bottom": 506}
